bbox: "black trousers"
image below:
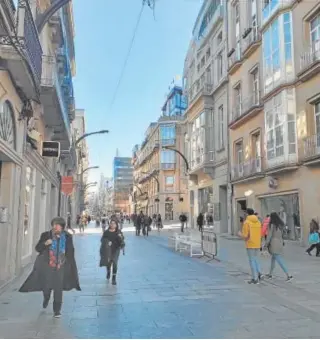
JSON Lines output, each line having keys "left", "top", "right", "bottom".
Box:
{"left": 136, "top": 227, "right": 141, "bottom": 236}
{"left": 306, "top": 243, "right": 320, "bottom": 255}
{"left": 142, "top": 225, "right": 148, "bottom": 236}
{"left": 181, "top": 222, "right": 185, "bottom": 232}
{"left": 107, "top": 249, "right": 120, "bottom": 275}
{"left": 43, "top": 268, "right": 64, "bottom": 313}
{"left": 198, "top": 225, "right": 203, "bottom": 232}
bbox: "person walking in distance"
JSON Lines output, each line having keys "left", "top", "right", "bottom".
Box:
{"left": 197, "top": 213, "right": 204, "bottom": 232}
{"left": 66, "top": 212, "right": 75, "bottom": 234}
{"left": 100, "top": 220, "right": 125, "bottom": 285}
{"left": 306, "top": 219, "right": 320, "bottom": 256}
{"left": 136, "top": 211, "right": 144, "bottom": 236}
{"left": 265, "top": 212, "right": 293, "bottom": 281}
{"left": 179, "top": 213, "right": 187, "bottom": 233}
{"left": 156, "top": 213, "right": 162, "bottom": 232}
{"left": 19, "top": 217, "right": 80, "bottom": 317}
{"left": 238, "top": 208, "right": 263, "bottom": 284}
{"left": 101, "top": 214, "right": 107, "bottom": 233}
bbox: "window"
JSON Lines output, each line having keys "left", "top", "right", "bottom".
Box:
{"left": 251, "top": 68, "right": 259, "bottom": 103}
{"left": 234, "top": 1, "right": 241, "bottom": 59}
{"left": 201, "top": 56, "right": 205, "bottom": 67}
{"left": 263, "top": 0, "right": 279, "bottom": 23}
{"left": 206, "top": 66, "right": 212, "bottom": 84}
{"left": 206, "top": 48, "right": 211, "bottom": 60}
{"left": 217, "top": 31, "right": 222, "bottom": 46}
{"left": 251, "top": 0, "right": 258, "bottom": 39}
{"left": 265, "top": 90, "right": 296, "bottom": 163}
{"left": 160, "top": 125, "right": 176, "bottom": 144}
{"left": 160, "top": 150, "right": 175, "bottom": 164}
{"left": 315, "top": 102, "right": 320, "bottom": 146}
{"left": 234, "top": 83, "right": 242, "bottom": 114}
{"left": 190, "top": 111, "right": 206, "bottom": 167}
{"left": 217, "top": 105, "right": 224, "bottom": 150}
{"left": 265, "top": 93, "right": 283, "bottom": 160}
{"left": 263, "top": 13, "right": 293, "bottom": 94}
{"left": 310, "top": 14, "right": 320, "bottom": 53}
{"left": 23, "top": 167, "right": 35, "bottom": 258}
{"left": 217, "top": 52, "right": 223, "bottom": 81}
{"left": 235, "top": 141, "right": 243, "bottom": 167}
{"left": 252, "top": 132, "right": 261, "bottom": 166}
{"left": 165, "top": 176, "right": 174, "bottom": 185}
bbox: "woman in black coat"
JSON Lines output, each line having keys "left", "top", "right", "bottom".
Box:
{"left": 19, "top": 217, "right": 80, "bottom": 318}
{"left": 100, "top": 219, "right": 125, "bottom": 285}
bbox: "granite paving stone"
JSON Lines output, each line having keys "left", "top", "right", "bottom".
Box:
{"left": 1, "top": 224, "right": 320, "bottom": 338}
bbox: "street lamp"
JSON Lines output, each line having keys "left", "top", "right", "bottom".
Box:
{"left": 81, "top": 166, "right": 99, "bottom": 175}
{"left": 82, "top": 182, "right": 98, "bottom": 191}
{"left": 75, "top": 130, "right": 109, "bottom": 146}
{"left": 162, "top": 146, "right": 189, "bottom": 172}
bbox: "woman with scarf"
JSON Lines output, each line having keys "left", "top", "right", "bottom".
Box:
{"left": 19, "top": 217, "right": 80, "bottom": 318}
{"left": 100, "top": 219, "right": 125, "bottom": 285}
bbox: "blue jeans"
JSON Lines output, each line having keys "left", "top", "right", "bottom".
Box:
{"left": 247, "top": 248, "right": 261, "bottom": 280}
{"left": 270, "top": 254, "right": 288, "bottom": 275}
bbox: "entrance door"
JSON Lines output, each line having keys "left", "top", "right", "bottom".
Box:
{"left": 165, "top": 198, "right": 173, "bottom": 220}
{"left": 236, "top": 199, "right": 247, "bottom": 234}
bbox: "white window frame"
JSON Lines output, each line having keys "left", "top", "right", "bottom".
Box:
{"left": 310, "top": 14, "right": 320, "bottom": 53}
{"left": 234, "top": 1, "right": 241, "bottom": 59}
{"left": 265, "top": 90, "right": 297, "bottom": 167}
{"left": 315, "top": 101, "right": 320, "bottom": 147}
{"left": 217, "top": 105, "right": 224, "bottom": 150}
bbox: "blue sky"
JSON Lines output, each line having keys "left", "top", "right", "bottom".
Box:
{"left": 73, "top": 0, "right": 201, "bottom": 183}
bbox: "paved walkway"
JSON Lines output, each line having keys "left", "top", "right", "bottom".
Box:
{"left": 1, "top": 225, "right": 320, "bottom": 338}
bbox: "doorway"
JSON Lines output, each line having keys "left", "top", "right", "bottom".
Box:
{"left": 236, "top": 199, "right": 247, "bottom": 234}
{"left": 165, "top": 197, "right": 173, "bottom": 220}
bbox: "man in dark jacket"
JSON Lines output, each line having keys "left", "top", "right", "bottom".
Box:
{"left": 197, "top": 213, "right": 204, "bottom": 232}
{"left": 136, "top": 211, "right": 144, "bottom": 236}
{"left": 19, "top": 217, "right": 80, "bottom": 318}
{"left": 179, "top": 213, "right": 187, "bottom": 233}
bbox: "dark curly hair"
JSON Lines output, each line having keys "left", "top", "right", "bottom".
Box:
{"left": 51, "top": 217, "right": 66, "bottom": 229}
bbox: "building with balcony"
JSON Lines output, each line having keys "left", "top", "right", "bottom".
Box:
{"left": 227, "top": 0, "right": 320, "bottom": 244}
{"left": 113, "top": 156, "right": 133, "bottom": 213}
{"left": 0, "top": 0, "right": 77, "bottom": 288}
{"left": 72, "top": 109, "right": 89, "bottom": 216}
{"left": 132, "top": 89, "right": 188, "bottom": 220}
{"left": 182, "top": 0, "right": 229, "bottom": 232}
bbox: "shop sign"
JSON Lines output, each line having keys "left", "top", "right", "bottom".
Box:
{"left": 61, "top": 176, "right": 74, "bottom": 196}
{"left": 42, "top": 141, "right": 60, "bottom": 158}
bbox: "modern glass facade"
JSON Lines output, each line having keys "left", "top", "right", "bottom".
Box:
{"left": 113, "top": 157, "right": 133, "bottom": 212}
{"left": 162, "top": 86, "right": 187, "bottom": 116}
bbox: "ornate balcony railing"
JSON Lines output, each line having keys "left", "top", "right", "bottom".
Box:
{"left": 188, "top": 82, "right": 213, "bottom": 106}
{"left": 303, "top": 133, "right": 320, "bottom": 161}
{"left": 18, "top": 0, "right": 43, "bottom": 83}
{"left": 299, "top": 40, "right": 320, "bottom": 75}
{"left": 242, "top": 29, "right": 261, "bottom": 56}
{"left": 228, "top": 49, "right": 242, "bottom": 73}
{"left": 231, "top": 157, "right": 262, "bottom": 181}
{"left": 230, "top": 91, "right": 262, "bottom": 124}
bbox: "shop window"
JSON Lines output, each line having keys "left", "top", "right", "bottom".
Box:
{"left": 260, "top": 193, "right": 300, "bottom": 240}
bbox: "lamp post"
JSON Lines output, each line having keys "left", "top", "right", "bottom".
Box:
{"left": 81, "top": 166, "right": 99, "bottom": 175}
{"left": 76, "top": 130, "right": 108, "bottom": 214}
{"left": 162, "top": 146, "right": 189, "bottom": 173}
{"left": 75, "top": 130, "right": 109, "bottom": 147}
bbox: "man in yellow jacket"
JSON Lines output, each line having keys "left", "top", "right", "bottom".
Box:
{"left": 238, "top": 208, "right": 262, "bottom": 284}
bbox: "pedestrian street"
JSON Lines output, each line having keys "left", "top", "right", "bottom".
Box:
{"left": 1, "top": 225, "right": 320, "bottom": 339}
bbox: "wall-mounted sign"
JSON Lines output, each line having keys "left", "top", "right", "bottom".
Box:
{"left": 41, "top": 141, "right": 60, "bottom": 158}
{"left": 61, "top": 176, "right": 74, "bottom": 196}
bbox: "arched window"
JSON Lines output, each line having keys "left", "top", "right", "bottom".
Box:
{"left": 0, "top": 100, "right": 16, "bottom": 150}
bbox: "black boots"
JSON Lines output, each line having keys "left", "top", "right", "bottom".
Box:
{"left": 106, "top": 270, "right": 111, "bottom": 280}
{"left": 112, "top": 274, "right": 117, "bottom": 285}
